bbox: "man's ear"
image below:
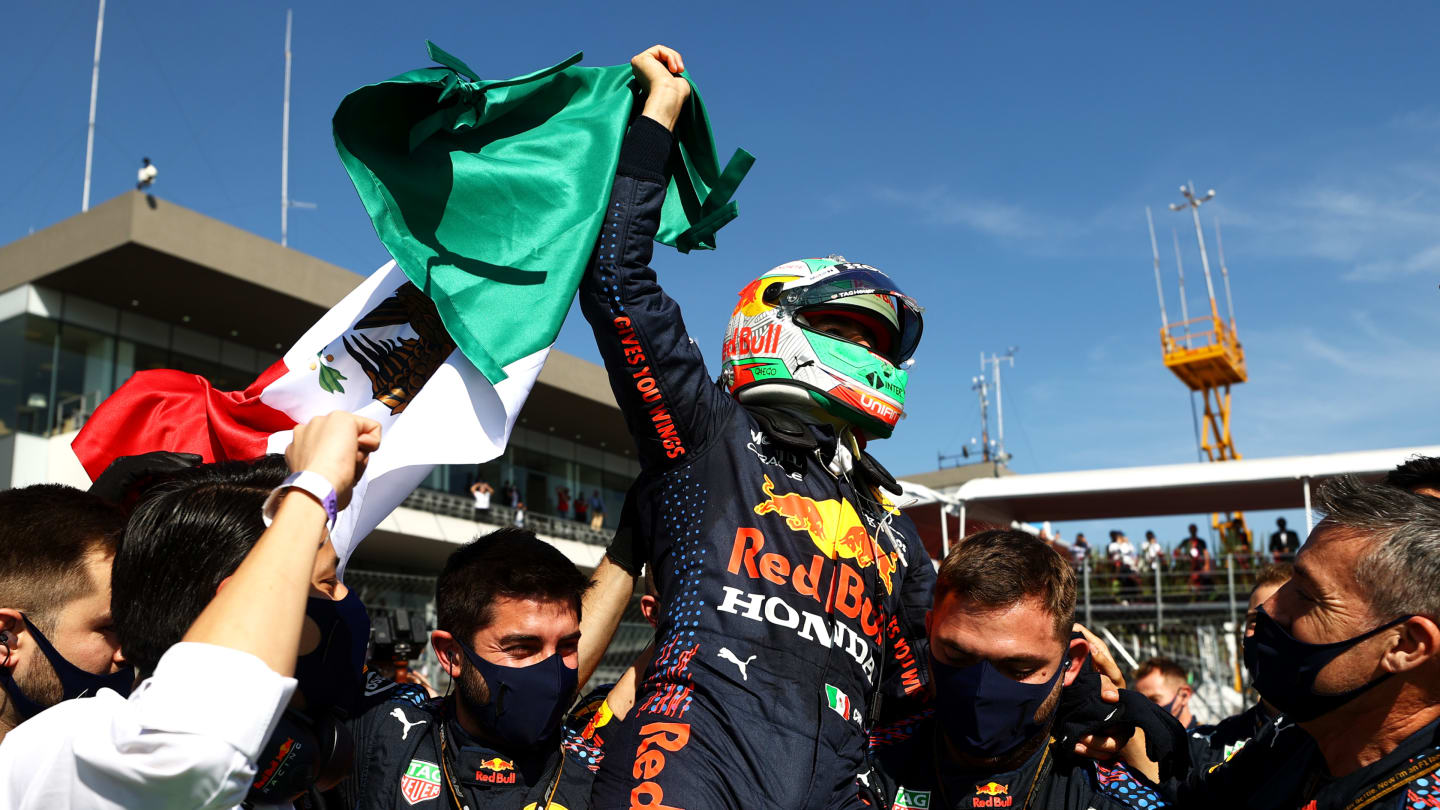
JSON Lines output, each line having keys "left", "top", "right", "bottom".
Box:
{"left": 639, "top": 595, "right": 659, "bottom": 629}
{"left": 1063, "top": 636, "right": 1090, "bottom": 687}
{"left": 0, "top": 609, "right": 23, "bottom": 668}
{"left": 431, "top": 630, "right": 464, "bottom": 679}
{"left": 1385, "top": 615, "right": 1440, "bottom": 676}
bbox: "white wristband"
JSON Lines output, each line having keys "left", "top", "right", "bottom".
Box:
{"left": 262, "top": 470, "right": 339, "bottom": 531}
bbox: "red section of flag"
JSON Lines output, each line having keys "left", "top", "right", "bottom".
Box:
{"left": 72, "top": 360, "right": 298, "bottom": 481}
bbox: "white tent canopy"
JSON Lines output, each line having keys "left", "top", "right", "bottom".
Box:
{"left": 899, "top": 445, "right": 1440, "bottom": 541}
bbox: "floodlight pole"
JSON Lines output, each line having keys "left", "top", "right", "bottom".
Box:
{"left": 81, "top": 0, "right": 106, "bottom": 212}
{"left": 1214, "top": 218, "right": 1238, "bottom": 339}
{"left": 281, "top": 9, "right": 292, "bottom": 246}
{"left": 1172, "top": 183, "right": 1220, "bottom": 319}
{"left": 1146, "top": 206, "right": 1169, "bottom": 329}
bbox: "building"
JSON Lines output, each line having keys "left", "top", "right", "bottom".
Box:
{"left": 0, "top": 191, "right": 649, "bottom": 680}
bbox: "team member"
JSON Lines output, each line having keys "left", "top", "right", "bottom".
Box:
{"left": 1188, "top": 563, "right": 1292, "bottom": 765}
{"left": 340, "top": 528, "right": 596, "bottom": 808}
{"left": 1133, "top": 658, "right": 1197, "bottom": 731}
{"left": 1387, "top": 454, "right": 1440, "bottom": 498}
{"left": 1166, "top": 475, "right": 1440, "bottom": 808}
{"left": 581, "top": 45, "right": 936, "bottom": 809}
{"left": 0, "top": 411, "right": 380, "bottom": 809}
{"left": 0, "top": 486, "right": 130, "bottom": 743}
{"left": 871, "top": 530, "right": 1166, "bottom": 810}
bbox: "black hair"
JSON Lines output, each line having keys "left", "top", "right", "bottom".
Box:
{"left": 435, "top": 527, "right": 591, "bottom": 646}
{"left": 111, "top": 455, "right": 288, "bottom": 676}
{"left": 1386, "top": 456, "right": 1440, "bottom": 494}
{"left": 0, "top": 485, "right": 125, "bottom": 629}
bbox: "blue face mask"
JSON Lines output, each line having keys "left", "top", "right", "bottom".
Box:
{"left": 0, "top": 614, "right": 134, "bottom": 719}
{"left": 931, "top": 652, "right": 1066, "bottom": 758}
{"left": 1249, "top": 605, "right": 1410, "bottom": 722}
{"left": 295, "top": 590, "right": 371, "bottom": 713}
{"left": 457, "top": 642, "right": 578, "bottom": 750}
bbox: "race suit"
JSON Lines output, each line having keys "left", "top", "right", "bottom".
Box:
{"left": 337, "top": 685, "right": 598, "bottom": 809}
{"left": 871, "top": 709, "right": 1170, "bottom": 810}
{"left": 581, "top": 117, "right": 936, "bottom": 810}
{"left": 1168, "top": 715, "right": 1440, "bottom": 809}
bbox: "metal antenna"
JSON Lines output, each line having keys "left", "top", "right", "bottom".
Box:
{"left": 1172, "top": 228, "right": 1190, "bottom": 346}
{"left": 1214, "top": 217, "right": 1238, "bottom": 339}
{"left": 81, "top": 0, "right": 106, "bottom": 211}
{"left": 1170, "top": 183, "right": 1219, "bottom": 318}
{"left": 1146, "top": 206, "right": 1168, "bottom": 329}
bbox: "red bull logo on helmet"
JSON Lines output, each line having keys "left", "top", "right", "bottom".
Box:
{"left": 753, "top": 475, "right": 897, "bottom": 594}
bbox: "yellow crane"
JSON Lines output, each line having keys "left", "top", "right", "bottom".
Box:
{"left": 1147, "top": 184, "right": 1249, "bottom": 548}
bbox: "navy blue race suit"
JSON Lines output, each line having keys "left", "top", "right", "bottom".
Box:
{"left": 1167, "top": 715, "right": 1440, "bottom": 809}
{"left": 582, "top": 117, "right": 936, "bottom": 810}
{"left": 335, "top": 681, "right": 600, "bottom": 809}
{"left": 870, "top": 709, "right": 1170, "bottom": 810}
{"left": 1186, "top": 703, "right": 1272, "bottom": 769}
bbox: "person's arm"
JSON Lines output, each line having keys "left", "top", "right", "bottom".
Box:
{"left": 576, "top": 45, "right": 735, "bottom": 471}
{"left": 53, "top": 413, "right": 380, "bottom": 810}
{"left": 579, "top": 484, "right": 645, "bottom": 688}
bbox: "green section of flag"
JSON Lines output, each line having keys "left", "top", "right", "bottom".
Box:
{"left": 333, "top": 43, "right": 754, "bottom": 384}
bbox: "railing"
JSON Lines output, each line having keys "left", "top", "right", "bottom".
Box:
{"left": 1072, "top": 553, "right": 1288, "bottom": 625}
{"left": 399, "top": 487, "right": 615, "bottom": 546}
{"left": 1160, "top": 314, "right": 1240, "bottom": 359}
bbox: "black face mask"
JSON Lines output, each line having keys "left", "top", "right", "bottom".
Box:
{"left": 1249, "top": 605, "right": 1411, "bottom": 722}
{"left": 0, "top": 614, "right": 134, "bottom": 719}
{"left": 931, "top": 652, "right": 1066, "bottom": 758}
{"left": 294, "top": 591, "right": 371, "bottom": 714}
{"left": 458, "top": 643, "right": 578, "bottom": 750}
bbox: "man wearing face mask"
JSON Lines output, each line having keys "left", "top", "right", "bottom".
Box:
{"left": 1165, "top": 475, "right": 1440, "bottom": 808}
{"left": 870, "top": 530, "right": 1166, "bottom": 810}
{"left": 0, "top": 411, "right": 381, "bottom": 808}
{"left": 1132, "top": 658, "right": 1197, "bottom": 732}
{"left": 0, "top": 486, "right": 131, "bottom": 743}
{"left": 340, "top": 527, "right": 596, "bottom": 809}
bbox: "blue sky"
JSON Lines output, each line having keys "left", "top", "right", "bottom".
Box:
{"left": 3, "top": 1, "right": 1437, "bottom": 550}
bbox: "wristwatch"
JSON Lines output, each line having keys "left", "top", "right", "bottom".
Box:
{"left": 262, "top": 471, "right": 339, "bottom": 531}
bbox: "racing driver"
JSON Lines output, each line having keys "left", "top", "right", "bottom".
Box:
{"left": 582, "top": 45, "right": 937, "bottom": 810}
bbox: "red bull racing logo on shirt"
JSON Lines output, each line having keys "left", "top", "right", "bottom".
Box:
{"left": 752, "top": 475, "right": 897, "bottom": 594}
{"left": 972, "top": 781, "right": 1011, "bottom": 807}
{"left": 474, "top": 757, "right": 517, "bottom": 784}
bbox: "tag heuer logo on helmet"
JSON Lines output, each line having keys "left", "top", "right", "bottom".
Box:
{"left": 399, "top": 759, "right": 442, "bottom": 805}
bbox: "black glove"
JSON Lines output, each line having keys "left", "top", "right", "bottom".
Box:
{"left": 603, "top": 483, "right": 647, "bottom": 576}
{"left": 88, "top": 451, "right": 202, "bottom": 509}
{"left": 1053, "top": 645, "right": 1192, "bottom": 783}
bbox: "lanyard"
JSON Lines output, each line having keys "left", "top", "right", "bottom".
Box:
{"left": 1337, "top": 749, "right": 1440, "bottom": 810}
{"left": 436, "top": 715, "right": 567, "bottom": 810}
{"left": 931, "top": 733, "right": 1053, "bottom": 810}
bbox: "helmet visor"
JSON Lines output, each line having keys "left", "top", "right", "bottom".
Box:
{"left": 776, "top": 268, "right": 924, "bottom": 363}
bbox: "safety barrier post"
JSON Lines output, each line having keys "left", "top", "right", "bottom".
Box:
{"left": 1154, "top": 561, "right": 1164, "bottom": 628}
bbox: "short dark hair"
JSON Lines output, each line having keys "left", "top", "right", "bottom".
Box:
{"left": 0, "top": 485, "right": 124, "bottom": 629}
{"left": 1134, "top": 656, "right": 1187, "bottom": 685}
{"left": 112, "top": 456, "right": 288, "bottom": 675}
{"left": 435, "top": 528, "right": 590, "bottom": 645}
{"left": 1253, "top": 562, "right": 1294, "bottom": 591}
{"left": 934, "top": 529, "right": 1077, "bottom": 642}
{"left": 1386, "top": 456, "right": 1440, "bottom": 494}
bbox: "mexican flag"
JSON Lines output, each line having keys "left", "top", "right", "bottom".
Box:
{"left": 72, "top": 260, "right": 542, "bottom": 569}
{"left": 72, "top": 43, "right": 751, "bottom": 570}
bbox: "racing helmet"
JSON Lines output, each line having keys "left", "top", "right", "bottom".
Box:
{"left": 720, "top": 257, "right": 923, "bottom": 440}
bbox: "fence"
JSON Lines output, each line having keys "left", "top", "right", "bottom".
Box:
{"left": 401, "top": 487, "right": 614, "bottom": 546}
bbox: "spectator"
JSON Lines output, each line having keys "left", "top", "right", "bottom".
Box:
{"left": 0, "top": 412, "right": 380, "bottom": 809}
{"left": 1176, "top": 524, "right": 1213, "bottom": 593}
{"left": 513, "top": 500, "right": 526, "bottom": 528}
{"left": 1133, "top": 656, "right": 1197, "bottom": 731}
{"left": 1107, "top": 530, "right": 1141, "bottom": 600}
{"left": 1141, "top": 530, "right": 1165, "bottom": 573}
{"left": 1268, "top": 516, "right": 1300, "bottom": 561}
{"left": 337, "top": 528, "right": 596, "bottom": 808}
{"left": 573, "top": 493, "right": 588, "bottom": 524}
{"left": 503, "top": 482, "right": 519, "bottom": 509}
{"left": 469, "top": 479, "right": 494, "bottom": 522}
{"left": 1189, "top": 562, "right": 1293, "bottom": 766}
{"left": 1170, "top": 475, "right": 1440, "bottom": 807}
{"left": 0, "top": 486, "right": 129, "bottom": 744}
{"left": 556, "top": 486, "right": 570, "bottom": 519}
{"left": 588, "top": 489, "right": 606, "bottom": 530}
{"left": 1071, "top": 532, "right": 1091, "bottom": 568}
